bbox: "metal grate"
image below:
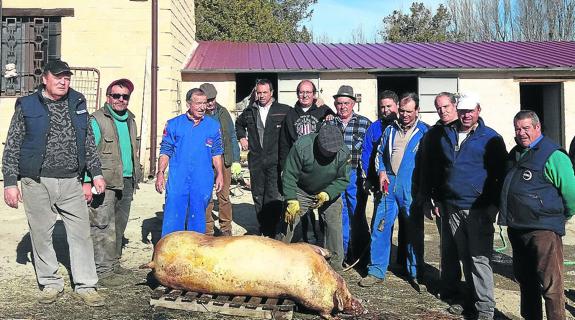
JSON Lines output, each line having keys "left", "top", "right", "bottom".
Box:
{"left": 70, "top": 67, "right": 100, "bottom": 112}
{"left": 1, "top": 16, "right": 61, "bottom": 96}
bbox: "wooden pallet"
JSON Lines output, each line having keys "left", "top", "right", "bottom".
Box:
{"left": 150, "top": 287, "right": 295, "bottom": 319}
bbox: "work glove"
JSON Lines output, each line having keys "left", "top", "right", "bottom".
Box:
{"left": 231, "top": 162, "right": 242, "bottom": 179}
{"left": 312, "top": 191, "right": 330, "bottom": 209}
{"left": 284, "top": 200, "right": 301, "bottom": 225}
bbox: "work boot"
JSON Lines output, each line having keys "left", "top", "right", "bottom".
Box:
{"left": 114, "top": 265, "right": 132, "bottom": 275}
{"left": 358, "top": 274, "right": 384, "bottom": 287}
{"left": 76, "top": 289, "right": 105, "bottom": 307}
{"left": 38, "top": 287, "right": 64, "bottom": 304}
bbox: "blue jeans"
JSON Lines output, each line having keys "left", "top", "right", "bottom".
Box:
{"left": 367, "top": 174, "right": 421, "bottom": 279}
{"left": 341, "top": 168, "right": 369, "bottom": 260}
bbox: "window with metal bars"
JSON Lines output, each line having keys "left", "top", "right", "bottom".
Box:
{"left": 1, "top": 16, "right": 61, "bottom": 97}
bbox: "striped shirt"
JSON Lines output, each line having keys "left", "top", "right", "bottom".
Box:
{"left": 325, "top": 113, "right": 371, "bottom": 169}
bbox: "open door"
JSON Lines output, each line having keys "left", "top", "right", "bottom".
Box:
{"left": 520, "top": 83, "right": 564, "bottom": 146}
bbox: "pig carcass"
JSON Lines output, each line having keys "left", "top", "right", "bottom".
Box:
{"left": 141, "top": 231, "right": 364, "bottom": 319}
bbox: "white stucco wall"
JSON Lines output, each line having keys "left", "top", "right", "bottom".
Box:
{"left": 458, "top": 77, "right": 521, "bottom": 150}
{"left": 564, "top": 80, "right": 575, "bottom": 150}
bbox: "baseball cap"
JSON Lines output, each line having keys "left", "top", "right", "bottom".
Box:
{"left": 43, "top": 60, "right": 73, "bottom": 76}
{"left": 106, "top": 78, "right": 134, "bottom": 95}
{"left": 457, "top": 92, "right": 480, "bottom": 110}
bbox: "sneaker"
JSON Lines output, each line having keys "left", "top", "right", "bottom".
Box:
{"left": 113, "top": 265, "right": 132, "bottom": 275}
{"left": 407, "top": 277, "right": 426, "bottom": 293}
{"left": 38, "top": 287, "right": 64, "bottom": 304}
{"left": 358, "top": 274, "right": 384, "bottom": 287}
{"left": 220, "top": 230, "right": 232, "bottom": 237}
{"left": 76, "top": 289, "right": 105, "bottom": 307}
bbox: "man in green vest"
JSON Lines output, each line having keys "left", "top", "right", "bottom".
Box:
{"left": 83, "top": 78, "right": 141, "bottom": 286}
{"left": 200, "top": 83, "right": 241, "bottom": 236}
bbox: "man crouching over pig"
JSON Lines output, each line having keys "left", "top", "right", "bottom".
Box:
{"left": 279, "top": 124, "right": 350, "bottom": 271}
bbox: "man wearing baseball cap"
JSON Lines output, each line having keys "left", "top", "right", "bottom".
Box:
{"left": 82, "top": 78, "right": 141, "bottom": 287}
{"left": 279, "top": 124, "right": 351, "bottom": 271}
{"left": 200, "top": 83, "right": 241, "bottom": 237}
{"left": 2, "top": 59, "right": 106, "bottom": 306}
{"left": 424, "top": 92, "right": 507, "bottom": 319}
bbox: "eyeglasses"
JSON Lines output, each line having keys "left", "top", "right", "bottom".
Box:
{"left": 298, "top": 91, "right": 314, "bottom": 97}
{"left": 109, "top": 93, "right": 130, "bottom": 100}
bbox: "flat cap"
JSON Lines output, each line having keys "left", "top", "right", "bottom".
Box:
{"left": 199, "top": 83, "right": 217, "bottom": 99}
{"left": 317, "top": 124, "right": 343, "bottom": 154}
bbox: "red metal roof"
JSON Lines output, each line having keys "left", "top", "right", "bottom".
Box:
{"left": 183, "top": 40, "right": 575, "bottom": 73}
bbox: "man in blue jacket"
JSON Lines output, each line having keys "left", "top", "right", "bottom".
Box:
{"left": 2, "top": 60, "right": 105, "bottom": 306}
{"left": 359, "top": 92, "right": 428, "bottom": 289}
{"left": 426, "top": 93, "right": 507, "bottom": 319}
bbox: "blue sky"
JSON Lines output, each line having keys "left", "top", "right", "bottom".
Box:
{"left": 304, "top": 0, "right": 446, "bottom": 43}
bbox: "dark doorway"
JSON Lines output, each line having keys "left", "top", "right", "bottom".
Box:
{"left": 520, "top": 83, "right": 564, "bottom": 146}
{"left": 377, "top": 76, "right": 418, "bottom": 97}
{"left": 236, "top": 73, "right": 278, "bottom": 103}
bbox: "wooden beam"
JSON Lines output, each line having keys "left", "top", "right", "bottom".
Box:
{"left": 2, "top": 8, "right": 74, "bottom": 17}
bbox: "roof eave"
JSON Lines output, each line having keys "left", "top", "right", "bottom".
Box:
{"left": 181, "top": 66, "right": 575, "bottom": 74}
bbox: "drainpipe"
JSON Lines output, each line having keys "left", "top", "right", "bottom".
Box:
{"left": 149, "top": 0, "right": 158, "bottom": 178}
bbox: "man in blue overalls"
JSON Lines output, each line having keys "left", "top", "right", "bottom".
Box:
{"left": 155, "top": 88, "right": 224, "bottom": 237}
{"left": 359, "top": 93, "right": 428, "bottom": 290}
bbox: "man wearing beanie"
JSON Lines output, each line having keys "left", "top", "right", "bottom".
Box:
{"left": 279, "top": 124, "right": 351, "bottom": 271}
{"left": 83, "top": 78, "right": 141, "bottom": 287}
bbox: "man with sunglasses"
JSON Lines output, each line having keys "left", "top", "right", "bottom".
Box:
{"left": 82, "top": 78, "right": 141, "bottom": 287}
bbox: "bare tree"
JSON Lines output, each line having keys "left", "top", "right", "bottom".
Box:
{"left": 449, "top": 0, "right": 575, "bottom": 41}
{"left": 350, "top": 24, "right": 367, "bottom": 43}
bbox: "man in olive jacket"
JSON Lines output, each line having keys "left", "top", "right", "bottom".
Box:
{"left": 279, "top": 124, "right": 351, "bottom": 271}
{"left": 83, "top": 78, "right": 141, "bottom": 285}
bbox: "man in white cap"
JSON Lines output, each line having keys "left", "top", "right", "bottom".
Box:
{"left": 424, "top": 93, "right": 507, "bottom": 319}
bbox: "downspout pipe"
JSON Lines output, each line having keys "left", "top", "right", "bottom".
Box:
{"left": 149, "top": 0, "right": 158, "bottom": 178}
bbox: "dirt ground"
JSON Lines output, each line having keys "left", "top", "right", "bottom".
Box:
{"left": 1, "top": 179, "right": 575, "bottom": 320}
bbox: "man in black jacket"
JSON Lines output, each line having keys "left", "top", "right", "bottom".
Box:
{"left": 236, "top": 79, "right": 289, "bottom": 237}
{"left": 279, "top": 80, "right": 333, "bottom": 170}
{"left": 279, "top": 80, "right": 333, "bottom": 243}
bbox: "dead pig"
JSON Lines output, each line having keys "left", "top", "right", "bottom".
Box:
{"left": 141, "top": 231, "right": 365, "bottom": 319}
